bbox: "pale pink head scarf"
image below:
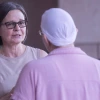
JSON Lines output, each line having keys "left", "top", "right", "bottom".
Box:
{"left": 40, "top": 8, "right": 77, "bottom": 46}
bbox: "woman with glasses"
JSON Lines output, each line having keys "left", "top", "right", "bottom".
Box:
{"left": 0, "top": 1, "right": 47, "bottom": 100}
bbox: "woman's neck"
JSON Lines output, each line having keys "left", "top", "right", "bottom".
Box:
{"left": 0, "top": 43, "right": 26, "bottom": 58}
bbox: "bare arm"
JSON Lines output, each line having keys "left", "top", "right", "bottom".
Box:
{"left": 0, "top": 88, "right": 14, "bottom": 100}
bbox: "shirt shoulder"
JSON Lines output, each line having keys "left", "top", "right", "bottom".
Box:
{"left": 28, "top": 46, "right": 48, "bottom": 59}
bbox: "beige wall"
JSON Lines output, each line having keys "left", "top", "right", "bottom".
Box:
{"left": 59, "top": 0, "right": 100, "bottom": 59}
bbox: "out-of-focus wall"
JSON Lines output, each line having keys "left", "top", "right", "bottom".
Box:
{"left": 58, "top": 0, "right": 100, "bottom": 59}
{"left": 0, "top": 0, "right": 57, "bottom": 51}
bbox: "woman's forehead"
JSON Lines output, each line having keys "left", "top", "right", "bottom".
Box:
{"left": 3, "top": 10, "right": 25, "bottom": 22}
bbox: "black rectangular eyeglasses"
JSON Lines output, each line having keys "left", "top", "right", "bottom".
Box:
{"left": 0, "top": 20, "right": 27, "bottom": 29}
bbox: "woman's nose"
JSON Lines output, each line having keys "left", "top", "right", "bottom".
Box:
{"left": 14, "top": 24, "right": 20, "bottom": 31}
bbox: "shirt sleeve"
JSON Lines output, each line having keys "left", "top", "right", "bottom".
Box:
{"left": 37, "top": 49, "right": 48, "bottom": 59}
{"left": 11, "top": 63, "right": 35, "bottom": 100}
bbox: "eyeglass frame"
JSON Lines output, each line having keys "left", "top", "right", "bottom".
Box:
{"left": 39, "top": 30, "right": 44, "bottom": 36}
{"left": 0, "top": 20, "right": 27, "bottom": 29}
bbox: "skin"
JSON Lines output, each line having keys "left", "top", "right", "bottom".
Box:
{"left": 0, "top": 10, "right": 26, "bottom": 58}
{"left": 0, "top": 88, "right": 14, "bottom": 100}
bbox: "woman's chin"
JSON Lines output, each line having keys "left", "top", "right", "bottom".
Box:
{"left": 12, "top": 40, "right": 24, "bottom": 44}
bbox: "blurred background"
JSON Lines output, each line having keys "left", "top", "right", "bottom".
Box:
{"left": 0, "top": 0, "right": 100, "bottom": 59}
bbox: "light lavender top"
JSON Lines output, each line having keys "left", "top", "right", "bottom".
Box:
{"left": 12, "top": 47, "right": 100, "bottom": 100}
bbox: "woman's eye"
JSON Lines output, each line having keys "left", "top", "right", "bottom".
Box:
{"left": 6, "top": 22, "right": 14, "bottom": 26}
{"left": 19, "top": 21, "right": 24, "bottom": 24}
